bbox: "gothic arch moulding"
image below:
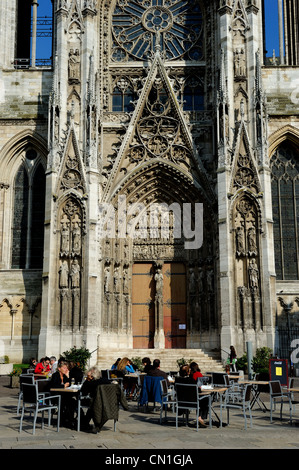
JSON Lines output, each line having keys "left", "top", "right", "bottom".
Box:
{"left": 268, "top": 125, "right": 299, "bottom": 158}
{"left": 0, "top": 130, "right": 47, "bottom": 183}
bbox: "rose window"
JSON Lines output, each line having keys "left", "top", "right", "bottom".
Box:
{"left": 112, "top": 0, "right": 204, "bottom": 61}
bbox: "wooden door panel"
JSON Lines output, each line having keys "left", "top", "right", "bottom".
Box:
{"left": 132, "top": 263, "right": 155, "bottom": 348}
{"left": 163, "top": 263, "right": 187, "bottom": 349}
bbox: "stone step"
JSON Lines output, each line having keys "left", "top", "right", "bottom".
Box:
{"left": 95, "top": 349, "right": 225, "bottom": 374}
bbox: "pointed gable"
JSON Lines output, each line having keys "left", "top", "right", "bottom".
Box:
{"left": 55, "top": 124, "right": 87, "bottom": 198}
{"left": 229, "top": 120, "right": 261, "bottom": 195}
{"left": 103, "top": 50, "right": 214, "bottom": 205}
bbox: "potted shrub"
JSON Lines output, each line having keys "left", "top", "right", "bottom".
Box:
{"left": 62, "top": 346, "right": 91, "bottom": 371}
{"left": 9, "top": 367, "right": 22, "bottom": 388}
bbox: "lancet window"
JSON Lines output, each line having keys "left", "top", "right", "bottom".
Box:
{"left": 11, "top": 151, "right": 45, "bottom": 269}
{"left": 271, "top": 143, "right": 299, "bottom": 280}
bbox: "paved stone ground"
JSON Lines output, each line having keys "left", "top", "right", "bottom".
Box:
{"left": 0, "top": 375, "right": 298, "bottom": 461}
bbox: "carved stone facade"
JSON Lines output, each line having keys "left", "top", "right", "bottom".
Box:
{"left": 0, "top": 0, "right": 299, "bottom": 365}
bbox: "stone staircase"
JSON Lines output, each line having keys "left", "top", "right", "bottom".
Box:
{"left": 95, "top": 349, "right": 225, "bottom": 374}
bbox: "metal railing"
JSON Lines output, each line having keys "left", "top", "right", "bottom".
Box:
{"left": 13, "top": 58, "right": 52, "bottom": 69}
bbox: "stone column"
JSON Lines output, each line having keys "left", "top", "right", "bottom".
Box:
{"left": 31, "top": 0, "right": 39, "bottom": 68}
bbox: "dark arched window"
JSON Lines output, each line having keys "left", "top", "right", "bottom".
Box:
{"left": 11, "top": 154, "right": 45, "bottom": 269}
{"left": 11, "top": 165, "right": 29, "bottom": 268}
{"left": 183, "top": 79, "right": 204, "bottom": 111}
{"left": 271, "top": 143, "right": 299, "bottom": 280}
{"left": 112, "top": 85, "right": 135, "bottom": 112}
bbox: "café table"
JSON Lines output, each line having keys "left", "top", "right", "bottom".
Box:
{"left": 199, "top": 386, "right": 228, "bottom": 428}
{"left": 50, "top": 386, "right": 80, "bottom": 429}
{"left": 239, "top": 380, "right": 269, "bottom": 412}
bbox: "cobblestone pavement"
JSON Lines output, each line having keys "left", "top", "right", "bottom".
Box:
{"left": 1, "top": 375, "right": 298, "bottom": 461}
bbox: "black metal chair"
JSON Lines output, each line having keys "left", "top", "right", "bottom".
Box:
{"left": 17, "top": 374, "right": 34, "bottom": 415}
{"left": 288, "top": 378, "right": 299, "bottom": 423}
{"left": 159, "top": 378, "right": 177, "bottom": 424}
{"left": 107, "top": 369, "right": 124, "bottom": 389}
{"left": 77, "top": 389, "right": 92, "bottom": 431}
{"left": 175, "top": 383, "right": 212, "bottom": 431}
{"left": 19, "top": 383, "right": 61, "bottom": 434}
{"left": 221, "top": 383, "right": 253, "bottom": 430}
{"left": 269, "top": 380, "right": 293, "bottom": 423}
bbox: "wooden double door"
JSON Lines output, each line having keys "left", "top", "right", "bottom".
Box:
{"left": 132, "top": 262, "right": 187, "bottom": 349}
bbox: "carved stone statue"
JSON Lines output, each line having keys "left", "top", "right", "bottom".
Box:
{"left": 189, "top": 268, "right": 196, "bottom": 294}
{"left": 72, "top": 222, "right": 81, "bottom": 255}
{"left": 68, "top": 49, "right": 80, "bottom": 82}
{"left": 123, "top": 267, "right": 129, "bottom": 294}
{"left": 104, "top": 265, "right": 111, "bottom": 293}
{"left": 59, "top": 260, "right": 69, "bottom": 288}
{"left": 70, "top": 259, "right": 80, "bottom": 288}
{"left": 198, "top": 268, "right": 204, "bottom": 292}
{"left": 236, "top": 226, "right": 245, "bottom": 255}
{"left": 114, "top": 265, "right": 121, "bottom": 293}
{"left": 154, "top": 268, "right": 163, "bottom": 297}
{"left": 234, "top": 49, "right": 246, "bottom": 77}
{"left": 248, "top": 227, "right": 257, "bottom": 254}
{"left": 60, "top": 223, "right": 70, "bottom": 256}
{"left": 207, "top": 269, "right": 214, "bottom": 293}
{"left": 248, "top": 258, "right": 259, "bottom": 289}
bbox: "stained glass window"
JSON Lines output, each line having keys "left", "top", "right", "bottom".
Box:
{"left": 271, "top": 144, "right": 299, "bottom": 280}
{"left": 111, "top": 0, "right": 204, "bottom": 62}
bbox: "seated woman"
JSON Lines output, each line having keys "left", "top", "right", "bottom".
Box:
{"left": 117, "top": 357, "right": 136, "bottom": 398}
{"left": 111, "top": 358, "right": 121, "bottom": 370}
{"left": 190, "top": 362, "right": 203, "bottom": 383}
{"left": 34, "top": 357, "right": 51, "bottom": 375}
{"left": 177, "top": 363, "right": 208, "bottom": 428}
{"left": 48, "top": 360, "right": 76, "bottom": 428}
{"left": 80, "top": 367, "right": 111, "bottom": 431}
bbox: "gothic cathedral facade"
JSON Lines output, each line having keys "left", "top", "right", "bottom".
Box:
{"left": 0, "top": 0, "right": 299, "bottom": 367}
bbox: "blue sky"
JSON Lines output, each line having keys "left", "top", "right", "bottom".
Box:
{"left": 36, "top": 0, "right": 280, "bottom": 59}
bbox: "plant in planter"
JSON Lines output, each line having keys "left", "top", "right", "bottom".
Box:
{"left": 176, "top": 357, "right": 193, "bottom": 368}
{"left": 252, "top": 347, "right": 273, "bottom": 377}
{"left": 62, "top": 346, "right": 91, "bottom": 371}
{"left": 9, "top": 367, "right": 22, "bottom": 388}
{"left": 131, "top": 356, "right": 143, "bottom": 371}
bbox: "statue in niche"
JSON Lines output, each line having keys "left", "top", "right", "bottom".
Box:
{"left": 123, "top": 267, "right": 130, "bottom": 294}
{"left": 198, "top": 268, "right": 204, "bottom": 292}
{"left": 104, "top": 265, "right": 111, "bottom": 293}
{"left": 236, "top": 226, "right": 245, "bottom": 256}
{"left": 207, "top": 269, "right": 214, "bottom": 293}
{"left": 155, "top": 268, "right": 163, "bottom": 297}
{"left": 72, "top": 222, "right": 81, "bottom": 255}
{"left": 113, "top": 265, "right": 121, "bottom": 293}
{"left": 248, "top": 258, "right": 259, "bottom": 290}
{"left": 59, "top": 260, "right": 69, "bottom": 288}
{"left": 189, "top": 268, "right": 196, "bottom": 294}
{"left": 248, "top": 227, "right": 257, "bottom": 255}
{"left": 68, "top": 49, "right": 80, "bottom": 82}
{"left": 70, "top": 259, "right": 80, "bottom": 288}
{"left": 60, "top": 223, "right": 70, "bottom": 256}
{"left": 234, "top": 49, "right": 246, "bottom": 77}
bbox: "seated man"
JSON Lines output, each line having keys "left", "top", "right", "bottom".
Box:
{"left": 147, "top": 359, "right": 169, "bottom": 386}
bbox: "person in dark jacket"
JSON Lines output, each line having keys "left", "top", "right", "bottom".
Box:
{"left": 48, "top": 361, "right": 76, "bottom": 428}
{"left": 69, "top": 361, "right": 84, "bottom": 384}
{"left": 147, "top": 359, "right": 169, "bottom": 385}
{"left": 80, "top": 367, "right": 126, "bottom": 433}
